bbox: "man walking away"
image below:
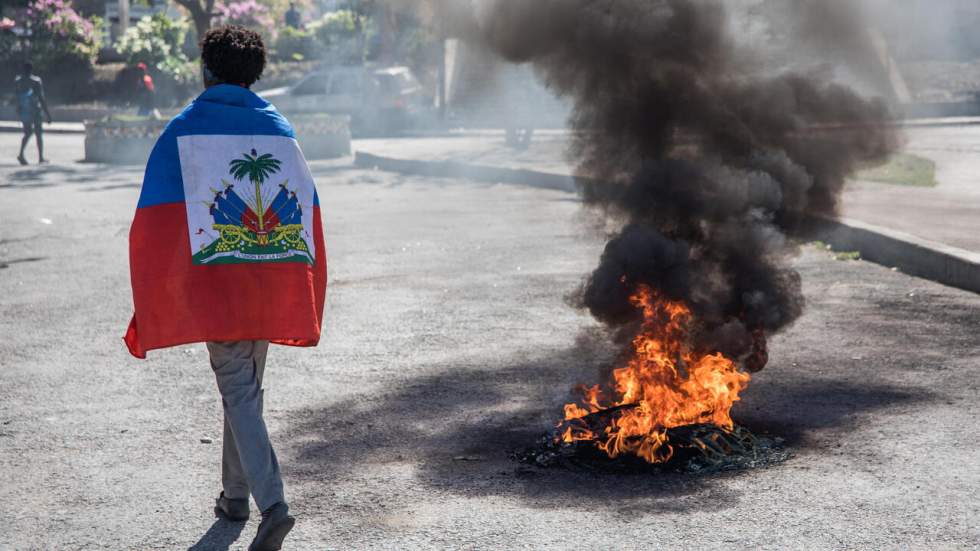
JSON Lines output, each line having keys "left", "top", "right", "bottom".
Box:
{"left": 15, "top": 62, "right": 52, "bottom": 165}
{"left": 124, "top": 25, "right": 328, "bottom": 551}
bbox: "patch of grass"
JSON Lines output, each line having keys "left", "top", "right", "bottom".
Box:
{"left": 857, "top": 153, "right": 937, "bottom": 187}
{"left": 108, "top": 114, "right": 152, "bottom": 122}
{"left": 811, "top": 241, "right": 860, "bottom": 261}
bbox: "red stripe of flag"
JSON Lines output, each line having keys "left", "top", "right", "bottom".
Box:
{"left": 125, "top": 202, "right": 327, "bottom": 358}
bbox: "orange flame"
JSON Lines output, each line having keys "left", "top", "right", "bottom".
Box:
{"left": 560, "top": 284, "right": 751, "bottom": 463}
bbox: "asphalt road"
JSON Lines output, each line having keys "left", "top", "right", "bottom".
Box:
{"left": 1, "top": 134, "right": 979, "bottom": 550}
{"left": 357, "top": 126, "right": 980, "bottom": 254}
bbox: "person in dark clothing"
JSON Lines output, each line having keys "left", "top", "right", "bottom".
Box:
{"left": 15, "top": 62, "right": 52, "bottom": 165}
{"left": 284, "top": 1, "right": 301, "bottom": 28}
{"left": 502, "top": 64, "right": 535, "bottom": 151}
{"left": 135, "top": 62, "right": 157, "bottom": 117}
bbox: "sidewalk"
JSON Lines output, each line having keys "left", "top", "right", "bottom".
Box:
{"left": 0, "top": 120, "right": 85, "bottom": 134}
{"left": 355, "top": 128, "right": 980, "bottom": 255}
{"left": 354, "top": 131, "right": 573, "bottom": 176}
{"left": 844, "top": 125, "right": 980, "bottom": 252}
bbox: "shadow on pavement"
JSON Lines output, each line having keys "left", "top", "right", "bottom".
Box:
{"left": 281, "top": 336, "right": 933, "bottom": 514}
{"left": 81, "top": 183, "right": 142, "bottom": 192}
{"left": 0, "top": 181, "right": 58, "bottom": 189}
{"left": 187, "top": 518, "right": 246, "bottom": 551}
{"left": 0, "top": 256, "right": 47, "bottom": 269}
{"left": 734, "top": 377, "right": 930, "bottom": 447}
{"left": 5, "top": 165, "right": 83, "bottom": 182}
{"left": 0, "top": 164, "right": 142, "bottom": 188}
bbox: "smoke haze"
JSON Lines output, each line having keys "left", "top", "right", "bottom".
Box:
{"left": 453, "top": 0, "right": 899, "bottom": 368}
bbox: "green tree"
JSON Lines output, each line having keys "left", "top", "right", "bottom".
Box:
{"left": 115, "top": 13, "right": 194, "bottom": 84}
{"left": 23, "top": 0, "right": 102, "bottom": 82}
{"left": 309, "top": 9, "right": 367, "bottom": 64}
{"left": 172, "top": 0, "right": 216, "bottom": 48}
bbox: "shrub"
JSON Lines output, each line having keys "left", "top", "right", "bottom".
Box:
{"left": 22, "top": 0, "right": 102, "bottom": 90}
{"left": 114, "top": 13, "right": 198, "bottom": 105}
{"left": 115, "top": 13, "right": 195, "bottom": 84}
{"left": 0, "top": 17, "right": 16, "bottom": 62}
{"left": 214, "top": 0, "right": 274, "bottom": 32}
{"left": 0, "top": 18, "right": 17, "bottom": 96}
{"left": 310, "top": 9, "right": 360, "bottom": 44}
{"left": 273, "top": 26, "right": 320, "bottom": 62}
{"left": 309, "top": 9, "right": 368, "bottom": 64}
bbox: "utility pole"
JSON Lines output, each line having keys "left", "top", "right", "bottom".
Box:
{"left": 438, "top": 34, "right": 447, "bottom": 121}
{"left": 118, "top": 0, "right": 130, "bottom": 37}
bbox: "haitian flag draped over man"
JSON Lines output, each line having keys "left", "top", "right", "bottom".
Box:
{"left": 125, "top": 84, "right": 327, "bottom": 358}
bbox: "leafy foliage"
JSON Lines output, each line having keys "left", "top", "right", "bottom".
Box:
{"left": 213, "top": 0, "right": 274, "bottom": 32}
{"left": 273, "top": 26, "right": 320, "bottom": 62}
{"left": 309, "top": 9, "right": 368, "bottom": 64}
{"left": 310, "top": 9, "right": 362, "bottom": 43}
{"left": 0, "top": 18, "right": 16, "bottom": 65}
{"left": 114, "top": 13, "right": 195, "bottom": 84}
{"left": 23, "top": 0, "right": 101, "bottom": 77}
{"left": 170, "top": 0, "right": 216, "bottom": 49}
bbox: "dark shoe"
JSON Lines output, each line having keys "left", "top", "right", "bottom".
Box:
{"left": 38, "top": 158, "right": 49, "bottom": 165}
{"left": 249, "top": 502, "right": 295, "bottom": 551}
{"left": 214, "top": 492, "right": 250, "bottom": 521}
{"left": 16, "top": 155, "right": 27, "bottom": 166}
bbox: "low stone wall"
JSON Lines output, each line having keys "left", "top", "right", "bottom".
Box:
{"left": 84, "top": 118, "right": 169, "bottom": 165}
{"left": 84, "top": 114, "right": 352, "bottom": 165}
{"left": 293, "top": 115, "right": 352, "bottom": 159}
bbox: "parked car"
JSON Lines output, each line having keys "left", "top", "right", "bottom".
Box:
{"left": 259, "top": 65, "right": 430, "bottom": 135}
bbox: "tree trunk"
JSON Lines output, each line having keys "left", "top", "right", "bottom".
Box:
{"left": 191, "top": 10, "right": 211, "bottom": 45}
{"left": 174, "top": 0, "right": 214, "bottom": 50}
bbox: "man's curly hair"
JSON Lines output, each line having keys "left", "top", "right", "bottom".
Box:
{"left": 200, "top": 25, "right": 266, "bottom": 88}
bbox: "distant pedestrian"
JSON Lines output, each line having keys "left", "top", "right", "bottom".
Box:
{"left": 502, "top": 64, "right": 534, "bottom": 151}
{"left": 125, "top": 25, "right": 326, "bottom": 551}
{"left": 284, "top": 1, "right": 302, "bottom": 29}
{"left": 14, "top": 62, "right": 52, "bottom": 165}
{"left": 135, "top": 62, "right": 157, "bottom": 117}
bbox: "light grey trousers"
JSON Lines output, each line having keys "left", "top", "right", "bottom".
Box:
{"left": 207, "top": 340, "right": 285, "bottom": 512}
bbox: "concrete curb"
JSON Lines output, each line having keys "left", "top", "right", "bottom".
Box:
{"left": 806, "top": 216, "right": 980, "bottom": 294}
{"left": 354, "top": 151, "right": 579, "bottom": 193}
{"left": 0, "top": 122, "right": 85, "bottom": 135}
{"left": 901, "top": 116, "right": 980, "bottom": 128}
{"left": 353, "top": 149, "right": 980, "bottom": 295}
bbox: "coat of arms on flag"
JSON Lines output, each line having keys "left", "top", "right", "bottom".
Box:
{"left": 178, "top": 135, "right": 317, "bottom": 266}
{"left": 126, "top": 84, "right": 327, "bottom": 358}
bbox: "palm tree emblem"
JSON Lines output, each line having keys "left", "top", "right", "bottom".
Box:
{"left": 229, "top": 149, "right": 283, "bottom": 245}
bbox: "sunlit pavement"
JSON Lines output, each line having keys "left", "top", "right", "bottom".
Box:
{"left": 355, "top": 126, "right": 980, "bottom": 254}
{"left": 2, "top": 132, "right": 979, "bottom": 549}
{"left": 0, "top": 121, "right": 86, "bottom": 134}
{"left": 843, "top": 125, "right": 980, "bottom": 251}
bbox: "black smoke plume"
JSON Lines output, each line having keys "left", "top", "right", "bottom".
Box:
{"left": 463, "top": 0, "right": 899, "bottom": 368}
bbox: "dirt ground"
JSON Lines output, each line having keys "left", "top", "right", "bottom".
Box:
{"left": 1, "top": 134, "right": 979, "bottom": 550}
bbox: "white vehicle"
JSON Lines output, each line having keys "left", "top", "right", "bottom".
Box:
{"left": 260, "top": 65, "right": 429, "bottom": 135}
